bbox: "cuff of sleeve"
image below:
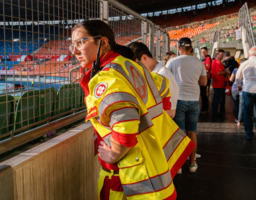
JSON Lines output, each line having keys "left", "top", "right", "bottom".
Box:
{"left": 112, "top": 131, "right": 138, "bottom": 148}
{"left": 163, "top": 97, "right": 171, "bottom": 111}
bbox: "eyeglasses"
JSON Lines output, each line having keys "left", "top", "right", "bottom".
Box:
{"left": 69, "top": 36, "right": 102, "bottom": 54}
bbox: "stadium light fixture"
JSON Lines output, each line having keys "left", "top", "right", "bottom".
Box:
{"left": 13, "top": 39, "right": 19, "bottom": 42}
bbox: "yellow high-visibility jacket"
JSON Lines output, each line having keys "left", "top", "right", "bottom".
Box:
{"left": 84, "top": 52, "right": 195, "bottom": 200}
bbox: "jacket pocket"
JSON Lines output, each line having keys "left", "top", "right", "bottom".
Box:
{"left": 118, "top": 148, "right": 150, "bottom": 186}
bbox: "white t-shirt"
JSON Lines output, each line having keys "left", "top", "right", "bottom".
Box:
{"left": 166, "top": 55, "right": 206, "bottom": 101}
{"left": 153, "top": 61, "right": 179, "bottom": 109}
{"left": 236, "top": 56, "right": 256, "bottom": 94}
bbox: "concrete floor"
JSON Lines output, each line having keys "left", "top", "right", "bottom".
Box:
{"left": 174, "top": 94, "right": 256, "bottom": 200}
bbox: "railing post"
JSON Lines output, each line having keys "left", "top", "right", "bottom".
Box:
{"left": 141, "top": 21, "right": 147, "bottom": 45}
{"left": 166, "top": 32, "right": 170, "bottom": 53}
{"left": 100, "top": 0, "right": 109, "bottom": 24}
{"left": 156, "top": 29, "right": 161, "bottom": 61}
{"left": 161, "top": 31, "right": 166, "bottom": 60}
{"left": 149, "top": 24, "right": 155, "bottom": 57}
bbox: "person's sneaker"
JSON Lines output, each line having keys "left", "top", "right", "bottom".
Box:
{"left": 195, "top": 153, "right": 201, "bottom": 159}
{"left": 235, "top": 119, "right": 239, "bottom": 123}
{"left": 189, "top": 162, "right": 198, "bottom": 173}
{"left": 187, "top": 153, "right": 201, "bottom": 161}
{"left": 177, "top": 168, "right": 182, "bottom": 174}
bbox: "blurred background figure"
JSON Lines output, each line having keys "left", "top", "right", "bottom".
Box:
{"left": 236, "top": 47, "right": 256, "bottom": 141}
{"left": 229, "top": 58, "right": 245, "bottom": 126}
{"left": 128, "top": 42, "right": 179, "bottom": 118}
{"left": 200, "top": 47, "right": 212, "bottom": 114}
{"left": 167, "top": 37, "right": 207, "bottom": 173}
{"left": 164, "top": 51, "right": 176, "bottom": 65}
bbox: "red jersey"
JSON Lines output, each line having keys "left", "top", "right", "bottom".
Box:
{"left": 203, "top": 56, "right": 212, "bottom": 73}
{"left": 211, "top": 59, "right": 225, "bottom": 88}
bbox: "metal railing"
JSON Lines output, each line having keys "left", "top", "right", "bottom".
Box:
{"left": 239, "top": 2, "right": 256, "bottom": 49}
{"left": 0, "top": 0, "right": 170, "bottom": 154}
{"left": 213, "top": 28, "right": 236, "bottom": 43}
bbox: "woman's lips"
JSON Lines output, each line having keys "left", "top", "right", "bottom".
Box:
{"left": 77, "top": 57, "right": 83, "bottom": 62}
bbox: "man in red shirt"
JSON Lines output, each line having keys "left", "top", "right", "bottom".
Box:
{"left": 200, "top": 47, "right": 212, "bottom": 114}
{"left": 211, "top": 49, "right": 226, "bottom": 118}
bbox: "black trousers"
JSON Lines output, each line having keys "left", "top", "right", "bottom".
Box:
{"left": 200, "top": 85, "right": 209, "bottom": 111}
{"left": 200, "top": 79, "right": 211, "bottom": 111}
{"left": 220, "top": 92, "right": 226, "bottom": 113}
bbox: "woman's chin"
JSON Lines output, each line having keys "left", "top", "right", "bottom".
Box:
{"left": 80, "top": 62, "right": 92, "bottom": 69}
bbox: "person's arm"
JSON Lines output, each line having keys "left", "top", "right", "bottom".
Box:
{"left": 199, "top": 63, "right": 207, "bottom": 86}
{"left": 199, "top": 75, "right": 207, "bottom": 86}
{"left": 235, "top": 66, "right": 243, "bottom": 92}
{"left": 165, "top": 109, "right": 176, "bottom": 119}
{"left": 98, "top": 102, "right": 140, "bottom": 164}
{"left": 98, "top": 138, "right": 130, "bottom": 164}
{"left": 167, "top": 71, "right": 179, "bottom": 118}
{"left": 229, "top": 73, "right": 235, "bottom": 82}
{"left": 235, "top": 65, "right": 243, "bottom": 87}
{"left": 217, "top": 70, "right": 227, "bottom": 75}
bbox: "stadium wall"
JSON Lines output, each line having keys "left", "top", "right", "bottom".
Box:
{"left": 0, "top": 122, "right": 100, "bottom": 200}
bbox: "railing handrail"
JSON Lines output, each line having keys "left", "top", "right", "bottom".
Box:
{"left": 107, "top": 0, "right": 168, "bottom": 34}
{"left": 238, "top": 2, "right": 255, "bottom": 48}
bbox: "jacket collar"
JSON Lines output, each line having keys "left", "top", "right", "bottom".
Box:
{"left": 80, "top": 50, "right": 120, "bottom": 97}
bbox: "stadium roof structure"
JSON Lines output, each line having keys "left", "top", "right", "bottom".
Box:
{"left": 118, "top": 0, "right": 222, "bottom": 13}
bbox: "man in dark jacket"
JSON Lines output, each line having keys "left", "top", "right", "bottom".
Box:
{"left": 222, "top": 51, "right": 239, "bottom": 74}
{"left": 220, "top": 51, "right": 239, "bottom": 113}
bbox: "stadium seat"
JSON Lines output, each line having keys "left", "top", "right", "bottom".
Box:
{"left": 0, "top": 95, "right": 15, "bottom": 139}
{"left": 14, "top": 88, "right": 56, "bottom": 134}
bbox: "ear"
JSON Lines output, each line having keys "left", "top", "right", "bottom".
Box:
{"left": 141, "top": 54, "right": 148, "bottom": 63}
{"left": 100, "top": 36, "right": 109, "bottom": 50}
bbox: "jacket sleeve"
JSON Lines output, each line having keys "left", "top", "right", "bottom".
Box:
{"left": 151, "top": 72, "right": 171, "bottom": 110}
{"left": 97, "top": 78, "right": 141, "bottom": 148}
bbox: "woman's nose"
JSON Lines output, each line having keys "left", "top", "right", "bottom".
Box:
{"left": 73, "top": 46, "right": 80, "bottom": 55}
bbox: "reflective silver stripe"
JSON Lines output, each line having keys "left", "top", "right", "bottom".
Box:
{"left": 103, "top": 134, "right": 112, "bottom": 147}
{"left": 150, "top": 170, "right": 172, "bottom": 191}
{"left": 122, "top": 170, "right": 172, "bottom": 196}
{"left": 148, "top": 103, "right": 163, "bottom": 119}
{"left": 99, "top": 92, "right": 139, "bottom": 116}
{"left": 109, "top": 107, "right": 139, "bottom": 127}
{"left": 122, "top": 179, "right": 154, "bottom": 196}
{"left": 138, "top": 104, "right": 163, "bottom": 133}
{"left": 142, "top": 64, "right": 162, "bottom": 104}
{"left": 163, "top": 129, "right": 186, "bottom": 161}
{"left": 158, "top": 75, "right": 166, "bottom": 95}
{"left": 111, "top": 62, "right": 149, "bottom": 105}
{"left": 139, "top": 113, "right": 153, "bottom": 133}
{"left": 161, "top": 88, "right": 169, "bottom": 99}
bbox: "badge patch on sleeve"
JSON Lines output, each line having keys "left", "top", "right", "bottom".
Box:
{"left": 94, "top": 82, "right": 107, "bottom": 98}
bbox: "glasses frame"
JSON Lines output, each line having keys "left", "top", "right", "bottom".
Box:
{"left": 69, "top": 36, "right": 102, "bottom": 54}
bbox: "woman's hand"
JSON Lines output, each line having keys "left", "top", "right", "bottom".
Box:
{"left": 98, "top": 141, "right": 115, "bottom": 164}
{"left": 98, "top": 137, "right": 131, "bottom": 164}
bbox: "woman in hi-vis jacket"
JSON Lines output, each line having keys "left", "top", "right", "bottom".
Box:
{"left": 70, "top": 20, "right": 195, "bottom": 200}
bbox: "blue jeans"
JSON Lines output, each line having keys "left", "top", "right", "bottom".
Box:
{"left": 231, "top": 91, "right": 243, "bottom": 122}
{"left": 242, "top": 91, "right": 256, "bottom": 139}
{"left": 173, "top": 100, "right": 200, "bottom": 132}
{"left": 212, "top": 88, "right": 225, "bottom": 117}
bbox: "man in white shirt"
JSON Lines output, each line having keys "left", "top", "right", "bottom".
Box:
{"left": 166, "top": 37, "right": 207, "bottom": 173}
{"left": 236, "top": 46, "right": 256, "bottom": 141}
{"left": 128, "top": 42, "right": 179, "bottom": 118}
